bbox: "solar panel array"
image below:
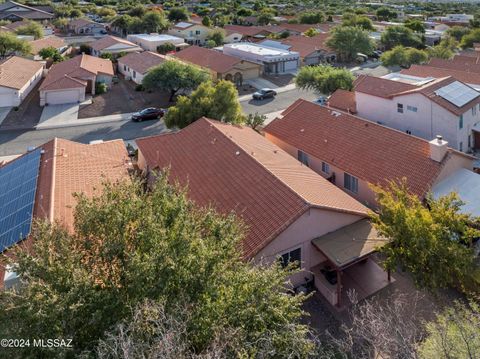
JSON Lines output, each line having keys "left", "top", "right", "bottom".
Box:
{"left": 0, "top": 148, "right": 42, "bottom": 252}
{"left": 435, "top": 81, "right": 480, "bottom": 108}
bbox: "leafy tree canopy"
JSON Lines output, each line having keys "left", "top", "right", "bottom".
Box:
{"left": 380, "top": 45, "right": 428, "bottom": 68}
{"left": 295, "top": 65, "right": 354, "bottom": 94}
{"left": 326, "top": 26, "right": 374, "bottom": 62}
{"left": 168, "top": 7, "right": 189, "bottom": 22}
{"left": 0, "top": 32, "right": 31, "bottom": 58}
{"left": 376, "top": 6, "right": 397, "bottom": 21}
{"left": 15, "top": 21, "right": 43, "bottom": 39}
{"left": 299, "top": 11, "right": 325, "bottom": 24}
{"left": 207, "top": 28, "right": 225, "bottom": 46}
{"left": 342, "top": 14, "right": 374, "bottom": 31}
{"left": 380, "top": 26, "right": 424, "bottom": 50}
{"left": 156, "top": 41, "right": 175, "bottom": 54}
{"left": 460, "top": 28, "right": 480, "bottom": 49}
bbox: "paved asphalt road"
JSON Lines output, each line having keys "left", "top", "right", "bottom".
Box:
{"left": 0, "top": 88, "right": 317, "bottom": 156}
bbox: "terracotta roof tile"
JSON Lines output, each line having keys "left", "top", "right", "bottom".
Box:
{"left": 136, "top": 118, "right": 367, "bottom": 258}
{"left": 118, "top": 51, "right": 166, "bottom": 74}
{"left": 89, "top": 35, "right": 139, "bottom": 52}
{"left": 429, "top": 57, "right": 480, "bottom": 74}
{"left": 328, "top": 89, "right": 356, "bottom": 114}
{"left": 174, "top": 45, "right": 243, "bottom": 73}
{"left": 281, "top": 33, "right": 333, "bottom": 57}
{"left": 0, "top": 56, "right": 43, "bottom": 89}
{"left": 29, "top": 35, "right": 66, "bottom": 55}
{"left": 264, "top": 99, "right": 449, "bottom": 198}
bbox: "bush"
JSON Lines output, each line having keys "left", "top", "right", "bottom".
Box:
{"left": 135, "top": 84, "right": 144, "bottom": 91}
{"left": 95, "top": 82, "right": 108, "bottom": 95}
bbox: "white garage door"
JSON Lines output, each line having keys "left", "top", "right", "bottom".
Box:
{"left": 0, "top": 93, "right": 15, "bottom": 107}
{"left": 45, "top": 90, "right": 81, "bottom": 105}
{"left": 284, "top": 60, "right": 298, "bottom": 71}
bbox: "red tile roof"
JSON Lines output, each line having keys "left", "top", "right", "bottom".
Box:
{"left": 328, "top": 89, "right": 356, "bottom": 114}
{"left": 136, "top": 118, "right": 367, "bottom": 258}
{"left": 264, "top": 99, "right": 455, "bottom": 198}
{"left": 224, "top": 24, "right": 280, "bottom": 37}
{"left": 29, "top": 35, "right": 66, "bottom": 55}
{"left": 174, "top": 45, "right": 245, "bottom": 74}
{"left": 400, "top": 64, "right": 480, "bottom": 86}
{"left": 40, "top": 54, "right": 114, "bottom": 91}
{"left": 429, "top": 57, "right": 480, "bottom": 74}
{"left": 89, "top": 35, "right": 138, "bottom": 52}
{"left": 117, "top": 51, "right": 166, "bottom": 74}
{"left": 0, "top": 56, "right": 43, "bottom": 89}
{"left": 354, "top": 75, "right": 480, "bottom": 116}
{"left": 281, "top": 33, "right": 333, "bottom": 57}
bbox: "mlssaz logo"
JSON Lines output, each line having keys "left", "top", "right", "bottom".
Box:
{"left": 33, "top": 339, "right": 73, "bottom": 348}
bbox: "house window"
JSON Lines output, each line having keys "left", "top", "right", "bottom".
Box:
{"left": 473, "top": 106, "right": 477, "bottom": 116}
{"left": 297, "top": 150, "right": 309, "bottom": 166}
{"left": 397, "top": 103, "right": 404, "bottom": 113}
{"left": 279, "top": 247, "right": 301, "bottom": 269}
{"left": 195, "top": 30, "right": 201, "bottom": 35}
{"left": 344, "top": 173, "right": 359, "bottom": 193}
{"left": 407, "top": 105, "right": 417, "bottom": 112}
{"left": 459, "top": 115, "right": 464, "bottom": 129}
{"left": 321, "top": 161, "right": 330, "bottom": 174}
{"left": 468, "top": 134, "right": 472, "bottom": 149}
{"left": 124, "top": 65, "right": 126, "bottom": 71}
{"left": 133, "top": 71, "right": 136, "bottom": 78}
{"left": 459, "top": 141, "right": 463, "bottom": 152}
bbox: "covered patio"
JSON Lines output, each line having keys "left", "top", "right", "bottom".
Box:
{"left": 310, "top": 219, "right": 391, "bottom": 309}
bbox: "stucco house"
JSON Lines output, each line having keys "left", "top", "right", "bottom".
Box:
{"left": 89, "top": 36, "right": 142, "bottom": 57}
{"left": 0, "top": 56, "right": 44, "bottom": 107}
{"left": 136, "top": 117, "right": 392, "bottom": 308}
{"left": 67, "top": 18, "right": 105, "bottom": 35}
{"left": 0, "top": 138, "right": 131, "bottom": 289}
{"left": 167, "top": 21, "right": 210, "bottom": 45}
{"left": 351, "top": 74, "right": 480, "bottom": 153}
{"left": 264, "top": 99, "right": 477, "bottom": 210}
{"left": 117, "top": 51, "right": 166, "bottom": 84}
{"left": 126, "top": 33, "right": 187, "bottom": 52}
{"left": 39, "top": 54, "right": 114, "bottom": 106}
{"left": 0, "top": 1, "right": 53, "bottom": 22}
{"left": 28, "top": 35, "right": 70, "bottom": 61}
{"left": 173, "top": 45, "right": 261, "bottom": 85}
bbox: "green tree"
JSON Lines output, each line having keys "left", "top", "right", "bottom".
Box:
{"left": 165, "top": 80, "right": 244, "bottom": 128}
{"left": 460, "top": 28, "right": 480, "bottom": 49}
{"left": 15, "top": 21, "right": 43, "bottom": 39}
{"left": 299, "top": 11, "right": 325, "bottom": 24}
{"left": 376, "top": 6, "right": 397, "bottom": 21}
{"left": 381, "top": 46, "right": 428, "bottom": 67}
{"left": 168, "top": 7, "right": 189, "bottom": 22}
{"left": 326, "top": 26, "right": 374, "bottom": 62}
{"left": 427, "top": 37, "right": 457, "bottom": 60}
{"left": 0, "top": 32, "right": 31, "bottom": 58}
{"left": 0, "top": 177, "right": 315, "bottom": 358}
{"left": 142, "top": 60, "right": 211, "bottom": 101}
{"left": 446, "top": 26, "right": 470, "bottom": 41}
{"left": 38, "top": 46, "right": 63, "bottom": 62}
{"left": 381, "top": 25, "right": 424, "bottom": 50}
{"left": 127, "top": 4, "right": 146, "bottom": 18}
{"left": 304, "top": 28, "right": 319, "bottom": 37}
{"left": 245, "top": 112, "right": 266, "bottom": 132}
{"left": 404, "top": 19, "right": 425, "bottom": 33}
{"left": 257, "top": 10, "right": 274, "bottom": 25}
{"left": 372, "top": 180, "right": 478, "bottom": 290}
{"left": 79, "top": 43, "right": 91, "bottom": 55}
{"left": 342, "top": 14, "right": 374, "bottom": 31}
{"left": 157, "top": 42, "right": 175, "bottom": 54}
{"left": 419, "top": 302, "right": 480, "bottom": 358}
{"left": 207, "top": 28, "right": 225, "bottom": 46}
{"left": 142, "top": 11, "right": 169, "bottom": 33}
{"left": 52, "top": 17, "right": 68, "bottom": 30}
{"left": 201, "top": 16, "right": 212, "bottom": 27}
{"left": 295, "top": 65, "right": 354, "bottom": 94}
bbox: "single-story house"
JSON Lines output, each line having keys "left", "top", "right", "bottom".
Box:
{"left": 0, "top": 56, "right": 44, "bottom": 107}
{"left": 29, "top": 35, "right": 70, "bottom": 61}
{"left": 280, "top": 34, "right": 337, "bottom": 65}
{"left": 174, "top": 45, "right": 261, "bottom": 85}
{"left": 89, "top": 36, "right": 142, "bottom": 57}
{"left": 136, "top": 117, "right": 392, "bottom": 308}
{"left": 0, "top": 0, "right": 54, "bottom": 22}
{"left": 39, "top": 54, "right": 114, "bottom": 106}
{"left": 67, "top": 18, "right": 105, "bottom": 35}
{"left": 3, "top": 19, "right": 53, "bottom": 35}
{"left": 0, "top": 138, "right": 131, "bottom": 289}
{"left": 126, "top": 33, "right": 188, "bottom": 52}
{"left": 117, "top": 51, "right": 166, "bottom": 84}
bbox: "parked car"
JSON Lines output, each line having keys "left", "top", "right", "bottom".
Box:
{"left": 131, "top": 108, "right": 165, "bottom": 122}
{"left": 252, "top": 88, "right": 277, "bottom": 100}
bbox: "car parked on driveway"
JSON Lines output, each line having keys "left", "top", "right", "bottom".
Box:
{"left": 252, "top": 88, "right": 277, "bottom": 100}
{"left": 131, "top": 108, "right": 165, "bottom": 122}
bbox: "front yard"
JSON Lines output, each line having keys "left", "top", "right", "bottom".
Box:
{"left": 78, "top": 76, "right": 171, "bottom": 119}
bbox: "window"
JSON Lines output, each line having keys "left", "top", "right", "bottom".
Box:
{"left": 297, "top": 150, "right": 309, "bottom": 166}
{"left": 407, "top": 105, "right": 417, "bottom": 112}
{"left": 124, "top": 65, "right": 127, "bottom": 71}
{"left": 344, "top": 173, "right": 359, "bottom": 193}
{"left": 133, "top": 71, "right": 136, "bottom": 78}
{"left": 397, "top": 103, "right": 404, "bottom": 113}
{"left": 459, "top": 115, "right": 464, "bottom": 129}
{"left": 195, "top": 30, "right": 201, "bottom": 35}
{"left": 459, "top": 141, "right": 463, "bottom": 152}
{"left": 473, "top": 106, "right": 477, "bottom": 116}
{"left": 321, "top": 161, "right": 330, "bottom": 174}
{"left": 279, "top": 248, "right": 301, "bottom": 269}
{"left": 469, "top": 135, "right": 472, "bottom": 149}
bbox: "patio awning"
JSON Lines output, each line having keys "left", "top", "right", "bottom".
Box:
{"left": 311, "top": 219, "right": 388, "bottom": 269}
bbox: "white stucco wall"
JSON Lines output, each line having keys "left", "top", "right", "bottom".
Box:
{"left": 118, "top": 62, "right": 144, "bottom": 84}
{"left": 0, "top": 66, "right": 43, "bottom": 107}
{"left": 355, "top": 92, "right": 480, "bottom": 152}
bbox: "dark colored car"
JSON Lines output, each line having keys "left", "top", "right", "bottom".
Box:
{"left": 252, "top": 88, "right": 277, "bottom": 100}
{"left": 131, "top": 108, "right": 165, "bottom": 122}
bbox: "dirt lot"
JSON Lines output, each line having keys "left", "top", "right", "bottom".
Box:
{"left": 78, "top": 77, "right": 170, "bottom": 119}
{"left": 0, "top": 83, "right": 43, "bottom": 130}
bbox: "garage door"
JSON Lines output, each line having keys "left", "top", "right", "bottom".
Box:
{"left": 284, "top": 60, "right": 298, "bottom": 71}
{"left": 45, "top": 90, "right": 81, "bottom": 105}
{"left": 0, "top": 93, "right": 15, "bottom": 107}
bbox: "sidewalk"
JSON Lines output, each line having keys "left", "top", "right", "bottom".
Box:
{"left": 36, "top": 112, "right": 135, "bottom": 130}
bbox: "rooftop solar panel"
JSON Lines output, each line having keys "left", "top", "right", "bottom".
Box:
{"left": 0, "top": 148, "right": 41, "bottom": 252}
{"left": 435, "top": 81, "right": 480, "bottom": 108}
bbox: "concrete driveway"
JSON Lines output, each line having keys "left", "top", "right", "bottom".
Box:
{"left": 0, "top": 107, "right": 12, "bottom": 126}
{"left": 37, "top": 103, "right": 80, "bottom": 128}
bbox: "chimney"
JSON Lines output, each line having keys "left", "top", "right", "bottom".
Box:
{"left": 429, "top": 135, "right": 448, "bottom": 162}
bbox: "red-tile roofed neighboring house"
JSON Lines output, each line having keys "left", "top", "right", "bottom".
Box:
{"left": 0, "top": 56, "right": 44, "bottom": 107}
{"left": 28, "top": 35, "right": 70, "bottom": 60}
{"left": 353, "top": 75, "right": 480, "bottom": 152}
{"left": 223, "top": 24, "right": 282, "bottom": 42}
{"left": 89, "top": 35, "right": 142, "bottom": 57}
{"left": 0, "top": 138, "right": 131, "bottom": 288}
{"left": 117, "top": 51, "right": 166, "bottom": 84}
{"left": 167, "top": 22, "right": 210, "bottom": 45}
{"left": 174, "top": 46, "right": 261, "bottom": 82}
{"left": 0, "top": 1, "right": 54, "bottom": 21}
{"left": 67, "top": 18, "right": 105, "bottom": 35}
{"left": 428, "top": 56, "right": 480, "bottom": 74}
{"left": 401, "top": 64, "right": 480, "bottom": 90}
{"left": 136, "top": 117, "right": 370, "bottom": 289}
{"left": 280, "top": 33, "right": 336, "bottom": 65}
{"left": 264, "top": 99, "right": 475, "bottom": 207}
{"left": 327, "top": 89, "right": 357, "bottom": 114}
{"left": 39, "top": 54, "right": 114, "bottom": 106}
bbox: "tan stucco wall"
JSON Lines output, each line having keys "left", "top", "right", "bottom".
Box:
{"left": 433, "top": 152, "right": 474, "bottom": 186}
